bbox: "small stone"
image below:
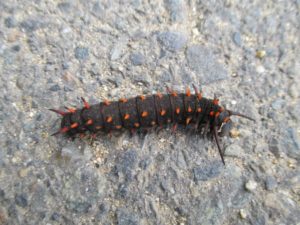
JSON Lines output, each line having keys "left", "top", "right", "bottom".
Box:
{"left": 62, "top": 61, "right": 69, "bottom": 70}
{"left": 118, "top": 183, "right": 128, "bottom": 198}
{"left": 157, "top": 31, "right": 187, "bottom": 52}
{"left": 130, "top": 52, "right": 145, "bottom": 66}
{"left": 245, "top": 180, "right": 258, "bottom": 192}
{"left": 20, "top": 19, "right": 40, "bottom": 32}
{"left": 229, "top": 128, "right": 240, "bottom": 138}
{"left": 265, "top": 176, "right": 277, "bottom": 191}
{"left": 110, "top": 46, "right": 123, "bottom": 60}
{"left": 139, "top": 158, "right": 151, "bottom": 170}
{"left": 70, "top": 201, "right": 91, "bottom": 213}
{"left": 192, "top": 28, "right": 199, "bottom": 36}
{"left": 239, "top": 209, "right": 247, "bottom": 219}
{"left": 268, "top": 137, "right": 280, "bottom": 158}
{"left": 4, "top": 17, "right": 17, "bottom": 28}
{"left": 15, "top": 194, "right": 28, "bottom": 208}
{"left": 117, "top": 209, "right": 139, "bottom": 225}
{"left": 49, "top": 84, "right": 60, "bottom": 92}
{"left": 232, "top": 32, "right": 242, "bottom": 46}
{"left": 132, "top": 73, "right": 152, "bottom": 87}
{"left": 256, "top": 50, "right": 266, "bottom": 59}
{"left": 271, "top": 98, "right": 285, "bottom": 110}
{"left": 74, "top": 47, "right": 89, "bottom": 60}
{"left": 98, "top": 203, "right": 109, "bottom": 215}
{"left": 288, "top": 84, "right": 298, "bottom": 98}
{"left": 51, "top": 212, "right": 60, "bottom": 221}
{"left": 18, "top": 168, "right": 29, "bottom": 178}
{"left": 256, "top": 65, "right": 265, "bottom": 74}
{"left": 11, "top": 45, "right": 21, "bottom": 52}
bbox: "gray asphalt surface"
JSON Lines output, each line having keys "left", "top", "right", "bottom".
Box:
{"left": 0, "top": 1, "right": 299, "bottom": 225}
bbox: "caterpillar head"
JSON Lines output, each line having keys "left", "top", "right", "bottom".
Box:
{"left": 215, "top": 109, "right": 254, "bottom": 137}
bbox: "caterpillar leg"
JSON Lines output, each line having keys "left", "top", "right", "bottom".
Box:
{"left": 213, "top": 124, "right": 225, "bottom": 165}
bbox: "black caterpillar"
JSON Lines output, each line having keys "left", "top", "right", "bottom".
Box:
{"left": 50, "top": 85, "right": 254, "bottom": 164}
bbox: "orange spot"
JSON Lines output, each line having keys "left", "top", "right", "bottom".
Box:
{"left": 197, "top": 107, "right": 202, "bottom": 113}
{"left": 134, "top": 122, "right": 140, "bottom": 128}
{"left": 96, "top": 126, "right": 102, "bottom": 130}
{"left": 151, "top": 121, "right": 156, "bottom": 126}
{"left": 106, "top": 116, "right": 113, "bottom": 123}
{"left": 188, "top": 106, "right": 192, "bottom": 113}
{"left": 139, "top": 95, "right": 146, "bottom": 101}
{"left": 197, "top": 93, "right": 202, "bottom": 100}
{"left": 115, "top": 125, "right": 122, "bottom": 129}
{"left": 209, "top": 111, "right": 215, "bottom": 116}
{"left": 119, "top": 98, "right": 127, "bottom": 103}
{"left": 60, "top": 127, "right": 69, "bottom": 133}
{"left": 124, "top": 114, "right": 130, "bottom": 120}
{"left": 160, "top": 109, "right": 166, "bottom": 116}
{"left": 171, "top": 91, "right": 177, "bottom": 97}
{"left": 215, "top": 112, "right": 220, "bottom": 117}
{"left": 70, "top": 123, "right": 78, "bottom": 129}
{"left": 186, "top": 87, "right": 191, "bottom": 97}
{"left": 68, "top": 108, "right": 76, "bottom": 113}
{"left": 141, "top": 111, "right": 148, "bottom": 117}
{"left": 186, "top": 117, "right": 192, "bottom": 125}
{"left": 213, "top": 99, "right": 219, "bottom": 105}
{"left": 223, "top": 117, "right": 230, "bottom": 123}
{"left": 104, "top": 100, "right": 110, "bottom": 106}
{"left": 86, "top": 119, "right": 93, "bottom": 125}
{"left": 156, "top": 92, "right": 163, "bottom": 99}
{"left": 175, "top": 108, "right": 180, "bottom": 114}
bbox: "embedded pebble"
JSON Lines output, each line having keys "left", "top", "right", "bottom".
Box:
{"left": 130, "top": 52, "right": 145, "bottom": 66}
{"left": 157, "top": 31, "right": 187, "bottom": 52}
{"left": 288, "top": 84, "right": 298, "bottom": 98}
{"left": 74, "top": 47, "right": 89, "bottom": 60}
{"left": 245, "top": 180, "right": 258, "bottom": 192}
{"left": 256, "top": 50, "right": 266, "bottom": 59}
{"left": 20, "top": 19, "right": 41, "bottom": 32}
{"left": 256, "top": 65, "right": 265, "bottom": 74}
{"left": 4, "top": 17, "right": 17, "bottom": 28}
{"left": 232, "top": 32, "right": 242, "bottom": 46}
{"left": 265, "top": 176, "right": 278, "bottom": 191}
{"left": 271, "top": 98, "right": 285, "bottom": 110}
{"left": 229, "top": 128, "right": 240, "bottom": 138}
{"left": 15, "top": 194, "right": 28, "bottom": 208}
{"left": 239, "top": 209, "right": 247, "bottom": 219}
{"left": 193, "top": 162, "right": 222, "bottom": 182}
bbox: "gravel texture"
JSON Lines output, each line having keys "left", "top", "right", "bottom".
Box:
{"left": 0, "top": 1, "right": 299, "bottom": 225}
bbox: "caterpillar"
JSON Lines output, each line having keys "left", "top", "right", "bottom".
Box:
{"left": 50, "top": 85, "right": 254, "bottom": 165}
